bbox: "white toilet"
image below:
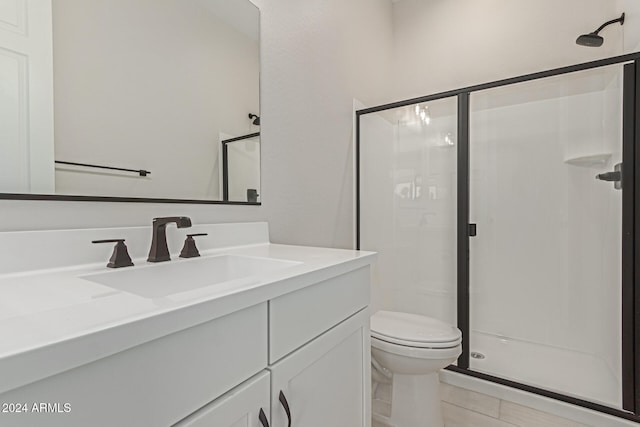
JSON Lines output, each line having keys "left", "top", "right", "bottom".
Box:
{"left": 370, "top": 311, "right": 462, "bottom": 427}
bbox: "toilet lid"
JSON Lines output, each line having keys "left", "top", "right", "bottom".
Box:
{"left": 371, "top": 311, "right": 462, "bottom": 348}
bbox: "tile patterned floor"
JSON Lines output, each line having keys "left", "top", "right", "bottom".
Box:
{"left": 372, "top": 382, "right": 589, "bottom": 427}
{"left": 441, "top": 383, "right": 588, "bottom": 427}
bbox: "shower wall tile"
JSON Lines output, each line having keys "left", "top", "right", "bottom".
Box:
{"left": 499, "top": 401, "right": 588, "bottom": 427}
{"left": 441, "top": 383, "right": 501, "bottom": 418}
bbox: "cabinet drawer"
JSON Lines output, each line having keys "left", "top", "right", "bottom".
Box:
{"left": 269, "top": 267, "right": 369, "bottom": 363}
{"left": 173, "top": 370, "right": 270, "bottom": 427}
{"left": 0, "top": 303, "right": 268, "bottom": 427}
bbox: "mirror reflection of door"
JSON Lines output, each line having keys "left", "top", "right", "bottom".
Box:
{"left": 0, "top": 0, "right": 55, "bottom": 194}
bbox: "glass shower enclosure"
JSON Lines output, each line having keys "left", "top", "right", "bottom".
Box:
{"left": 357, "top": 53, "right": 640, "bottom": 421}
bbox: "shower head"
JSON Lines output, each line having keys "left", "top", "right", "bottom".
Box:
{"left": 248, "top": 113, "right": 260, "bottom": 126}
{"left": 576, "top": 13, "right": 625, "bottom": 47}
{"left": 576, "top": 33, "right": 604, "bottom": 47}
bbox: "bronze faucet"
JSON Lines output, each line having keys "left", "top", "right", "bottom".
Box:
{"left": 147, "top": 216, "right": 192, "bottom": 262}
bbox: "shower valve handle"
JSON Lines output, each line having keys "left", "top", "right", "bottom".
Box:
{"left": 596, "top": 163, "right": 622, "bottom": 190}
{"left": 596, "top": 171, "right": 621, "bottom": 182}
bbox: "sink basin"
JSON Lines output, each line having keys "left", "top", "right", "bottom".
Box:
{"left": 80, "top": 255, "right": 301, "bottom": 298}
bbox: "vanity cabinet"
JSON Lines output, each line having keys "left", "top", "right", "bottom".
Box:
{"left": 173, "top": 371, "right": 271, "bottom": 427}
{"left": 269, "top": 309, "right": 370, "bottom": 427}
{"left": 0, "top": 264, "right": 371, "bottom": 427}
{"left": 170, "top": 265, "right": 371, "bottom": 427}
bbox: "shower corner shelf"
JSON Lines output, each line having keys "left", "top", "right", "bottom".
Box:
{"left": 564, "top": 153, "right": 611, "bottom": 168}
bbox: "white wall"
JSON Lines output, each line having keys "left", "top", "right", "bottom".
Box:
{"left": 0, "top": 0, "right": 393, "bottom": 252}
{"left": 391, "top": 0, "right": 625, "bottom": 101}
{"left": 620, "top": 0, "right": 640, "bottom": 53}
{"left": 257, "top": 0, "right": 393, "bottom": 247}
{"left": 52, "top": 0, "right": 259, "bottom": 200}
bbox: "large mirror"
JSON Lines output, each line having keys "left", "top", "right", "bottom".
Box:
{"left": 0, "top": 0, "right": 260, "bottom": 203}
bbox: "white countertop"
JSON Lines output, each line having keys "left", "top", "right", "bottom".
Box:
{"left": 0, "top": 224, "right": 375, "bottom": 395}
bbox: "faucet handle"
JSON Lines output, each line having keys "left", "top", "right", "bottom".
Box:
{"left": 92, "top": 239, "right": 135, "bottom": 268}
{"left": 179, "top": 233, "right": 208, "bottom": 258}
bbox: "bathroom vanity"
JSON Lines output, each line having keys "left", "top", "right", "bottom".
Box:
{"left": 0, "top": 222, "right": 374, "bottom": 426}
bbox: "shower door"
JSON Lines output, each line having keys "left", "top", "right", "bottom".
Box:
{"left": 359, "top": 97, "right": 458, "bottom": 325}
{"left": 467, "top": 63, "right": 629, "bottom": 409}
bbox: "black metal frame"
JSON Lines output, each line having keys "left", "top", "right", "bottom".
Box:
{"left": 631, "top": 60, "right": 640, "bottom": 416}
{"left": 622, "top": 62, "right": 638, "bottom": 413}
{"left": 356, "top": 51, "right": 640, "bottom": 420}
{"left": 357, "top": 51, "right": 640, "bottom": 115}
{"left": 221, "top": 132, "right": 260, "bottom": 202}
{"left": 457, "top": 92, "right": 470, "bottom": 370}
{"left": 0, "top": 192, "right": 259, "bottom": 205}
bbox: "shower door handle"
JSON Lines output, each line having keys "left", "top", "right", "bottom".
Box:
{"left": 596, "top": 163, "right": 622, "bottom": 190}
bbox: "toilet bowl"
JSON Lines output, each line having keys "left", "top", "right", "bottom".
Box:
{"left": 371, "top": 311, "right": 462, "bottom": 427}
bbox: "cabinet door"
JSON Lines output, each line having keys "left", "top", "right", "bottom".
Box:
{"left": 174, "top": 371, "right": 270, "bottom": 427}
{"left": 269, "top": 309, "right": 371, "bottom": 427}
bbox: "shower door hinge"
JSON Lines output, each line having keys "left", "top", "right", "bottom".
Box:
{"left": 468, "top": 223, "right": 477, "bottom": 237}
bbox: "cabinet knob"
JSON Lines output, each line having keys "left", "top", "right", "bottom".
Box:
{"left": 258, "top": 408, "right": 270, "bottom": 427}
{"left": 279, "top": 391, "right": 291, "bottom": 427}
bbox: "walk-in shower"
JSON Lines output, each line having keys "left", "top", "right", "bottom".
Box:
{"left": 357, "top": 52, "right": 640, "bottom": 422}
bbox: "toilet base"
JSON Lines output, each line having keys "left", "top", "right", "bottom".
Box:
{"left": 389, "top": 372, "right": 444, "bottom": 427}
